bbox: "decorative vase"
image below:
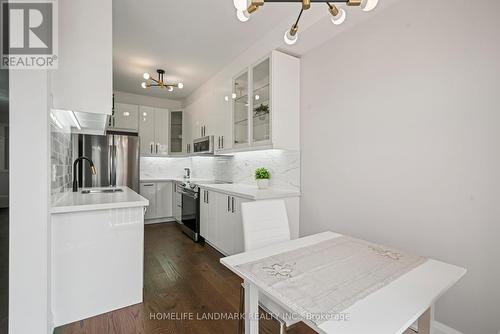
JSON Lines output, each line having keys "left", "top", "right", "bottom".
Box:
{"left": 256, "top": 179, "right": 269, "bottom": 189}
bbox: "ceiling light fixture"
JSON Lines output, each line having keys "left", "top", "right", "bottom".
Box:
{"left": 235, "top": 0, "right": 378, "bottom": 45}
{"left": 141, "top": 69, "right": 184, "bottom": 92}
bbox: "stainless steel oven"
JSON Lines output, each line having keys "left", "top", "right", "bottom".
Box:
{"left": 178, "top": 183, "right": 200, "bottom": 242}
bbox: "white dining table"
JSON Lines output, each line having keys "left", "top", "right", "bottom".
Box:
{"left": 220, "top": 231, "right": 466, "bottom": 334}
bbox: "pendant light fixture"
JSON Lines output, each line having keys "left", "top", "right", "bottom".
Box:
{"left": 141, "top": 69, "right": 184, "bottom": 92}
{"left": 234, "top": 0, "right": 379, "bottom": 44}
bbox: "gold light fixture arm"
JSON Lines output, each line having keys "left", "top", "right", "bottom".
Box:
{"left": 302, "top": 0, "right": 311, "bottom": 10}
{"left": 346, "top": 0, "right": 362, "bottom": 6}
{"left": 326, "top": 2, "right": 339, "bottom": 16}
{"left": 248, "top": 0, "right": 264, "bottom": 14}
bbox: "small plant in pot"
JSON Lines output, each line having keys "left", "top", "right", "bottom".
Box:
{"left": 255, "top": 167, "right": 271, "bottom": 189}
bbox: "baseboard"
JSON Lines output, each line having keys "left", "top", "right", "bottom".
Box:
{"left": 409, "top": 321, "right": 464, "bottom": 334}
{"left": 144, "top": 217, "right": 176, "bottom": 225}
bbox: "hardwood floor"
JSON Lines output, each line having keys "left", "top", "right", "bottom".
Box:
{"left": 55, "top": 223, "right": 415, "bottom": 334}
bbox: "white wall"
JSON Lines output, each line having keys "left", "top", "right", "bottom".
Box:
{"left": 300, "top": 1, "right": 500, "bottom": 333}
{"left": 114, "top": 90, "right": 182, "bottom": 110}
{"left": 9, "top": 70, "right": 51, "bottom": 333}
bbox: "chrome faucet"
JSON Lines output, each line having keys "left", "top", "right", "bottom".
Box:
{"left": 73, "top": 156, "right": 96, "bottom": 192}
{"left": 184, "top": 167, "right": 191, "bottom": 179}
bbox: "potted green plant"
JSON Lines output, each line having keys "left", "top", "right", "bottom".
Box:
{"left": 255, "top": 167, "right": 271, "bottom": 189}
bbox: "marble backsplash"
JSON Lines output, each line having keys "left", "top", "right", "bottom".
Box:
{"left": 141, "top": 149, "right": 300, "bottom": 190}
{"left": 50, "top": 124, "right": 73, "bottom": 199}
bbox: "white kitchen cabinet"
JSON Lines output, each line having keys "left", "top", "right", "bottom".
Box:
{"left": 139, "top": 106, "right": 169, "bottom": 156}
{"left": 201, "top": 189, "right": 249, "bottom": 256}
{"left": 52, "top": 206, "right": 144, "bottom": 326}
{"left": 140, "top": 183, "right": 157, "bottom": 220}
{"left": 200, "top": 189, "right": 209, "bottom": 238}
{"left": 215, "top": 50, "right": 299, "bottom": 154}
{"left": 109, "top": 103, "right": 139, "bottom": 131}
{"left": 140, "top": 181, "right": 174, "bottom": 221}
{"left": 173, "top": 182, "right": 182, "bottom": 223}
{"left": 139, "top": 106, "right": 155, "bottom": 154}
{"left": 51, "top": 0, "right": 112, "bottom": 115}
{"left": 155, "top": 110, "right": 169, "bottom": 155}
{"left": 156, "top": 182, "right": 173, "bottom": 218}
{"left": 200, "top": 189, "right": 218, "bottom": 241}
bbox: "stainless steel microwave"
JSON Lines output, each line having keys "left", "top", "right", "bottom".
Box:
{"left": 193, "top": 136, "right": 214, "bottom": 154}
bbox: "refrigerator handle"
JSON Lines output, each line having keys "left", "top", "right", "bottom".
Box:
{"left": 108, "top": 135, "right": 114, "bottom": 187}
{"left": 112, "top": 143, "right": 117, "bottom": 186}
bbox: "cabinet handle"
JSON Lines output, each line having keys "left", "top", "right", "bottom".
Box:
{"left": 227, "top": 196, "right": 230, "bottom": 212}
{"left": 156, "top": 143, "right": 159, "bottom": 154}
{"left": 232, "top": 197, "right": 235, "bottom": 213}
{"left": 112, "top": 117, "right": 115, "bottom": 127}
{"left": 142, "top": 183, "right": 154, "bottom": 187}
{"left": 206, "top": 191, "right": 209, "bottom": 204}
{"left": 150, "top": 143, "right": 153, "bottom": 154}
{"left": 218, "top": 136, "right": 221, "bottom": 149}
{"left": 222, "top": 136, "right": 224, "bottom": 149}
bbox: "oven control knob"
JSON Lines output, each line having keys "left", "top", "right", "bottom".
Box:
{"left": 190, "top": 184, "right": 196, "bottom": 189}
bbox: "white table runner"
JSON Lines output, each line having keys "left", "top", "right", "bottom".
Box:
{"left": 236, "top": 236, "right": 427, "bottom": 325}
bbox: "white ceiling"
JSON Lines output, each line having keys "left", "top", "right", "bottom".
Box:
{"left": 113, "top": 0, "right": 300, "bottom": 101}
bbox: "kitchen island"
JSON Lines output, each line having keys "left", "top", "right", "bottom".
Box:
{"left": 50, "top": 187, "right": 149, "bottom": 327}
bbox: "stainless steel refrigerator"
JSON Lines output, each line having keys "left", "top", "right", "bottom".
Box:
{"left": 74, "top": 133, "right": 140, "bottom": 193}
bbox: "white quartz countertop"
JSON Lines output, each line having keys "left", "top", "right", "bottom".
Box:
{"left": 198, "top": 183, "right": 301, "bottom": 200}
{"left": 140, "top": 177, "right": 215, "bottom": 183}
{"left": 140, "top": 178, "right": 300, "bottom": 200}
{"left": 51, "top": 186, "right": 149, "bottom": 214}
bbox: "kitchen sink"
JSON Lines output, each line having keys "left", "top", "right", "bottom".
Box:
{"left": 81, "top": 188, "right": 124, "bottom": 194}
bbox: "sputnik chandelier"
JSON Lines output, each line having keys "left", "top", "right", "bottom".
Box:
{"left": 141, "top": 69, "right": 184, "bottom": 92}
{"left": 233, "top": 0, "right": 379, "bottom": 45}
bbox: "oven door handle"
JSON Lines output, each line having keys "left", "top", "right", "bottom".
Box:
{"left": 179, "top": 190, "right": 198, "bottom": 199}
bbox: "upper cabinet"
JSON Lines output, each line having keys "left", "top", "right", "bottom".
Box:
{"left": 51, "top": 0, "right": 112, "bottom": 115}
{"left": 108, "top": 103, "right": 139, "bottom": 132}
{"left": 216, "top": 50, "right": 300, "bottom": 154}
{"left": 139, "top": 107, "right": 170, "bottom": 156}
{"left": 233, "top": 70, "right": 249, "bottom": 148}
{"left": 169, "top": 111, "right": 184, "bottom": 155}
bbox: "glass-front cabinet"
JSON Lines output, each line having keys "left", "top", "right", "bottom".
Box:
{"left": 169, "top": 111, "right": 183, "bottom": 154}
{"left": 232, "top": 70, "right": 249, "bottom": 147}
{"left": 232, "top": 57, "right": 271, "bottom": 148}
{"left": 252, "top": 58, "right": 271, "bottom": 144}
{"left": 222, "top": 50, "right": 299, "bottom": 154}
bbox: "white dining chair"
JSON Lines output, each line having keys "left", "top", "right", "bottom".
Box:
{"left": 239, "top": 200, "right": 299, "bottom": 334}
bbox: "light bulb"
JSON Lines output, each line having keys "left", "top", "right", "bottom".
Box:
{"left": 331, "top": 8, "right": 346, "bottom": 25}
{"left": 141, "top": 82, "right": 147, "bottom": 89}
{"left": 168, "top": 86, "right": 174, "bottom": 92}
{"left": 143, "top": 112, "right": 147, "bottom": 117}
{"left": 123, "top": 111, "right": 130, "bottom": 117}
{"left": 178, "top": 82, "right": 184, "bottom": 89}
{"left": 143, "top": 73, "right": 150, "bottom": 80}
{"left": 236, "top": 9, "right": 250, "bottom": 22}
{"left": 361, "top": 0, "right": 378, "bottom": 12}
{"left": 231, "top": 93, "right": 237, "bottom": 99}
{"left": 284, "top": 29, "right": 298, "bottom": 45}
{"left": 224, "top": 96, "right": 229, "bottom": 102}
{"left": 233, "top": 0, "right": 248, "bottom": 11}
{"left": 255, "top": 95, "right": 260, "bottom": 100}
